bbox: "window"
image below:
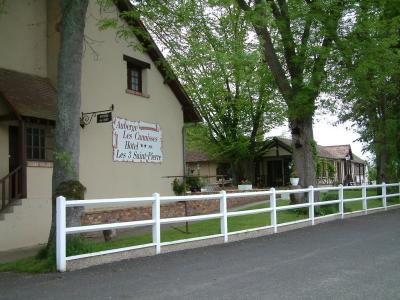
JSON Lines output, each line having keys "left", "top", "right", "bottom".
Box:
{"left": 27, "top": 127, "right": 46, "bottom": 160}
{"left": 127, "top": 65, "right": 142, "bottom": 93}
{"left": 123, "top": 55, "right": 150, "bottom": 96}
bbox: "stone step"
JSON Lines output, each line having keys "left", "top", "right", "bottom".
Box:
{"left": 0, "top": 198, "right": 23, "bottom": 220}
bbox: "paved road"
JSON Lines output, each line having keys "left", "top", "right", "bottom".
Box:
{"left": 1, "top": 209, "right": 400, "bottom": 300}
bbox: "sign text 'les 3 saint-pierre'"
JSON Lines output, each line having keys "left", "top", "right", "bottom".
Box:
{"left": 112, "top": 117, "right": 163, "bottom": 163}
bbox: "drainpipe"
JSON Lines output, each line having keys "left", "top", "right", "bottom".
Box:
{"left": 182, "top": 123, "right": 196, "bottom": 177}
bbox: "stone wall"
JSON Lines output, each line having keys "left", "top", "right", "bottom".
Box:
{"left": 82, "top": 190, "right": 270, "bottom": 225}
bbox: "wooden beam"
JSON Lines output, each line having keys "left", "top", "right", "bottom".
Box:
{"left": 0, "top": 114, "right": 18, "bottom": 122}
{"left": 22, "top": 116, "right": 55, "bottom": 126}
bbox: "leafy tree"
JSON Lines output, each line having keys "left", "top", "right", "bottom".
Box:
{"left": 332, "top": 0, "right": 400, "bottom": 183}
{"left": 235, "top": 0, "right": 349, "bottom": 188}
{"left": 116, "top": 1, "right": 286, "bottom": 183}
{"left": 367, "top": 161, "right": 377, "bottom": 183}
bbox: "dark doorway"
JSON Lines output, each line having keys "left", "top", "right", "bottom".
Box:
{"left": 217, "top": 163, "right": 231, "bottom": 180}
{"left": 8, "top": 126, "right": 20, "bottom": 199}
{"left": 267, "top": 160, "right": 284, "bottom": 187}
{"left": 8, "top": 126, "right": 20, "bottom": 172}
{"left": 283, "top": 159, "right": 291, "bottom": 186}
{"left": 336, "top": 161, "right": 342, "bottom": 184}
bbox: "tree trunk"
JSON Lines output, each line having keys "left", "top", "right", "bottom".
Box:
{"left": 47, "top": 0, "right": 89, "bottom": 251}
{"left": 289, "top": 116, "right": 317, "bottom": 203}
{"left": 290, "top": 116, "right": 316, "bottom": 187}
{"left": 230, "top": 160, "right": 243, "bottom": 186}
{"left": 378, "top": 144, "right": 388, "bottom": 183}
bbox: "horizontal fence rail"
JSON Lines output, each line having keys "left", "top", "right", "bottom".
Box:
{"left": 56, "top": 182, "right": 400, "bottom": 272}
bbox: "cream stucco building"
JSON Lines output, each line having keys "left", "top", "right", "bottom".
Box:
{"left": 0, "top": 0, "right": 199, "bottom": 251}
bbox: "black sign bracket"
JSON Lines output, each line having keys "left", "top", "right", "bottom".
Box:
{"left": 80, "top": 104, "right": 114, "bottom": 129}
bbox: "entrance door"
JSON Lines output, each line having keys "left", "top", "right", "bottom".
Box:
{"left": 267, "top": 160, "right": 284, "bottom": 187}
{"left": 8, "top": 126, "right": 20, "bottom": 199}
{"left": 9, "top": 126, "right": 20, "bottom": 172}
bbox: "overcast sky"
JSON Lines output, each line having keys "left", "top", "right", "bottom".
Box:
{"left": 266, "top": 111, "right": 370, "bottom": 162}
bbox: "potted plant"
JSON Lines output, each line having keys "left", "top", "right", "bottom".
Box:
{"left": 238, "top": 179, "right": 252, "bottom": 190}
{"left": 185, "top": 176, "right": 204, "bottom": 192}
{"left": 172, "top": 178, "right": 187, "bottom": 195}
{"left": 289, "top": 163, "right": 300, "bottom": 186}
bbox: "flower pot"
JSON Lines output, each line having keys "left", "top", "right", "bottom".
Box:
{"left": 238, "top": 184, "right": 252, "bottom": 190}
{"left": 281, "top": 192, "right": 290, "bottom": 200}
{"left": 290, "top": 177, "right": 299, "bottom": 186}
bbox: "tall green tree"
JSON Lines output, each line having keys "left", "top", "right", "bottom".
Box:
{"left": 47, "top": 0, "right": 89, "bottom": 251}
{"left": 332, "top": 0, "right": 400, "bottom": 183}
{"left": 121, "top": 1, "right": 285, "bottom": 182}
{"left": 235, "top": 0, "right": 349, "bottom": 188}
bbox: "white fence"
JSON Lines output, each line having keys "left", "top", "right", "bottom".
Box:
{"left": 56, "top": 182, "right": 400, "bottom": 272}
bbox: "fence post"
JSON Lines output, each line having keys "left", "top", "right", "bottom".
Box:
{"left": 382, "top": 182, "right": 387, "bottom": 210}
{"left": 152, "top": 193, "right": 161, "bottom": 254}
{"left": 220, "top": 190, "right": 228, "bottom": 242}
{"left": 308, "top": 186, "right": 314, "bottom": 225}
{"left": 362, "top": 184, "right": 367, "bottom": 214}
{"left": 56, "top": 196, "right": 66, "bottom": 272}
{"left": 339, "top": 184, "right": 344, "bottom": 219}
{"left": 270, "top": 188, "right": 277, "bottom": 233}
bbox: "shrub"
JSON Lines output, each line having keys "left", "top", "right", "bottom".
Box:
{"left": 172, "top": 178, "right": 187, "bottom": 195}
{"left": 56, "top": 180, "right": 86, "bottom": 199}
{"left": 327, "top": 162, "right": 335, "bottom": 180}
{"left": 289, "top": 161, "right": 298, "bottom": 177}
{"left": 185, "top": 176, "right": 204, "bottom": 192}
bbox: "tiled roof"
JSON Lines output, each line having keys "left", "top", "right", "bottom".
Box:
{"left": 273, "top": 137, "right": 366, "bottom": 163}
{"left": 186, "top": 150, "right": 213, "bottom": 162}
{"left": 317, "top": 145, "right": 337, "bottom": 159}
{"left": 275, "top": 137, "right": 291, "bottom": 148}
{"left": 323, "top": 145, "right": 351, "bottom": 159}
{"left": 0, "top": 68, "right": 56, "bottom": 120}
{"left": 188, "top": 138, "right": 366, "bottom": 164}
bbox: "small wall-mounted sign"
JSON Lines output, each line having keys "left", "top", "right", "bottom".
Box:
{"left": 80, "top": 104, "right": 114, "bottom": 128}
{"left": 97, "top": 112, "right": 112, "bottom": 123}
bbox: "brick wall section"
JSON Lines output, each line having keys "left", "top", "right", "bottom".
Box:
{"left": 82, "top": 190, "right": 270, "bottom": 225}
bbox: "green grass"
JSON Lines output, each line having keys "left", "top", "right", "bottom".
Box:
{"left": 2, "top": 188, "right": 399, "bottom": 273}
{"left": 316, "top": 188, "right": 400, "bottom": 215}
{"left": 63, "top": 200, "right": 308, "bottom": 257}
{"left": 0, "top": 200, "right": 308, "bottom": 274}
{"left": 0, "top": 252, "right": 55, "bottom": 273}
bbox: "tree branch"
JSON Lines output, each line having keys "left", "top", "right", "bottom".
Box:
{"left": 236, "top": 0, "right": 251, "bottom": 11}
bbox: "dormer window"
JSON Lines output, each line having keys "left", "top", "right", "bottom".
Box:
{"left": 123, "top": 55, "right": 150, "bottom": 97}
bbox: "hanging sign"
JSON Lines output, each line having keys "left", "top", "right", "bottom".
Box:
{"left": 97, "top": 112, "right": 112, "bottom": 123}
{"left": 112, "top": 117, "right": 163, "bottom": 163}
